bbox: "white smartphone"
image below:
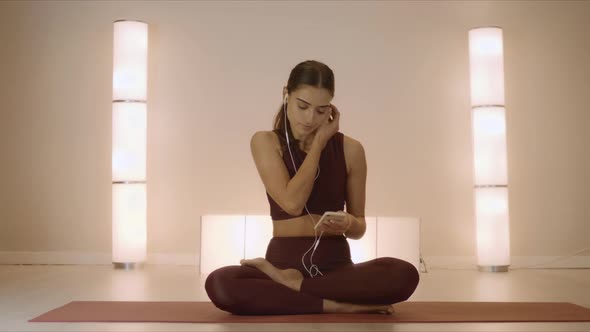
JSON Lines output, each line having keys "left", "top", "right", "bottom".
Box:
{"left": 314, "top": 211, "right": 347, "bottom": 229}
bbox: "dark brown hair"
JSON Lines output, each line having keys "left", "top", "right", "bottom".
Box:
{"left": 272, "top": 60, "right": 335, "bottom": 152}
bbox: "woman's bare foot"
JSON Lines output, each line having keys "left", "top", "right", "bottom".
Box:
{"left": 240, "top": 257, "right": 304, "bottom": 292}
{"left": 323, "top": 299, "right": 395, "bottom": 315}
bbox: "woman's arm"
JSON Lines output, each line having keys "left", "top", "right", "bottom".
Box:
{"left": 344, "top": 215, "right": 366, "bottom": 240}
{"left": 343, "top": 136, "right": 367, "bottom": 240}
{"left": 250, "top": 131, "right": 326, "bottom": 216}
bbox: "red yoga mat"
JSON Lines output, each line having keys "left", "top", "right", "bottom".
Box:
{"left": 29, "top": 301, "right": 590, "bottom": 323}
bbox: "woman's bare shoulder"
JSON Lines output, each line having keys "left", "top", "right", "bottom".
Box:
{"left": 251, "top": 130, "right": 283, "bottom": 157}
{"left": 342, "top": 134, "right": 364, "bottom": 153}
{"left": 342, "top": 134, "right": 365, "bottom": 174}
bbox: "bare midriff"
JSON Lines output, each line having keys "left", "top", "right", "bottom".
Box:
{"left": 272, "top": 214, "right": 342, "bottom": 238}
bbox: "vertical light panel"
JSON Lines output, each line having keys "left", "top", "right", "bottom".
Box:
{"left": 468, "top": 28, "right": 505, "bottom": 106}
{"left": 112, "top": 103, "right": 147, "bottom": 181}
{"left": 244, "top": 215, "right": 274, "bottom": 259}
{"left": 200, "top": 215, "right": 245, "bottom": 276}
{"left": 112, "top": 184, "right": 146, "bottom": 263}
{"left": 472, "top": 107, "right": 508, "bottom": 185}
{"left": 347, "top": 217, "right": 377, "bottom": 263}
{"left": 198, "top": 215, "right": 422, "bottom": 276}
{"left": 469, "top": 26, "right": 511, "bottom": 272}
{"left": 113, "top": 21, "right": 148, "bottom": 101}
{"left": 376, "top": 217, "right": 421, "bottom": 271}
{"left": 112, "top": 20, "right": 148, "bottom": 269}
{"left": 475, "top": 188, "right": 510, "bottom": 267}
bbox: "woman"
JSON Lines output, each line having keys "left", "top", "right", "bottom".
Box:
{"left": 205, "top": 60, "right": 419, "bottom": 315}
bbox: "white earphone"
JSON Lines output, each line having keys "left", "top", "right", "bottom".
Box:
{"left": 283, "top": 93, "right": 323, "bottom": 278}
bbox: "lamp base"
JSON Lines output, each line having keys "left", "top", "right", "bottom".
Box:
{"left": 113, "top": 262, "right": 145, "bottom": 270}
{"left": 477, "top": 265, "right": 509, "bottom": 272}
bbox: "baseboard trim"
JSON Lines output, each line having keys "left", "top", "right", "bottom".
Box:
{"left": 0, "top": 252, "right": 588, "bottom": 269}
{"left": 0, "top": 252, "right": 199, "bottom": 266}
{"left": 424, "top": 255, "right": 590, "bottom": 270}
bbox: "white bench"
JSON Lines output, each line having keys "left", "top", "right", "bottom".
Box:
{"left": 199, "top": 215, "right": 421, "bottom": 276}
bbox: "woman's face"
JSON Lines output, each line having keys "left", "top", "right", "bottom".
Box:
{"left": 284, "top": 85, "right": 333, "bottom": 137}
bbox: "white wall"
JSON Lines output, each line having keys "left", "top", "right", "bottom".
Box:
{"left": 0, "top": 1, "right": 588, "bottom": 265}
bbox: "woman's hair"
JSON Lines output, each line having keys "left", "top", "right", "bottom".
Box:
{"left": 272, "top": 60, "right": 335, "bottom": 152}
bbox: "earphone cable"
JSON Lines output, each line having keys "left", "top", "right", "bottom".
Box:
{"left": 284, "top": 98, "right": 323, "bottom": 278}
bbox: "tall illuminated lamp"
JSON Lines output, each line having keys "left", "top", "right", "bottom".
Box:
{"left": 468, "top": 27, "right": 511, "bottom": 272}
{"left": 112, "top": 20, "right": 148, "bottom": 269}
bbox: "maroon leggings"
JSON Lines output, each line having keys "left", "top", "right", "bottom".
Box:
{"left": 205, "top": 235, "right": 419, "bottom": 315}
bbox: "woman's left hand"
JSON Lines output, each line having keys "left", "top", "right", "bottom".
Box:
{"left": 316, "top": 210, "right": 353, "bottom": 235}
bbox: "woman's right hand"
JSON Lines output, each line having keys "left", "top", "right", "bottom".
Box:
{"left": 314, "top": 104, "right": 340, "bottom": 147}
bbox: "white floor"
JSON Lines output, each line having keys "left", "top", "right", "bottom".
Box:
{"left": 1, "top": 264, "right": 589, "bottom": 331}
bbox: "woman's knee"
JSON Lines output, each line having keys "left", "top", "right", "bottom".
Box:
{"left": 204, "top": 266, "right": 243, "bottom": 312}
{"left": 376, "top": 257, "right": 420, "bottom": 301}
{"left": 400, "top": 260, "right": 420, "bottom": 300}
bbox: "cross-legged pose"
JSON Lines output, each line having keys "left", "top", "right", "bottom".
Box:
{"left": 205, "top": 60, "right": 420, "bottom": 315}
